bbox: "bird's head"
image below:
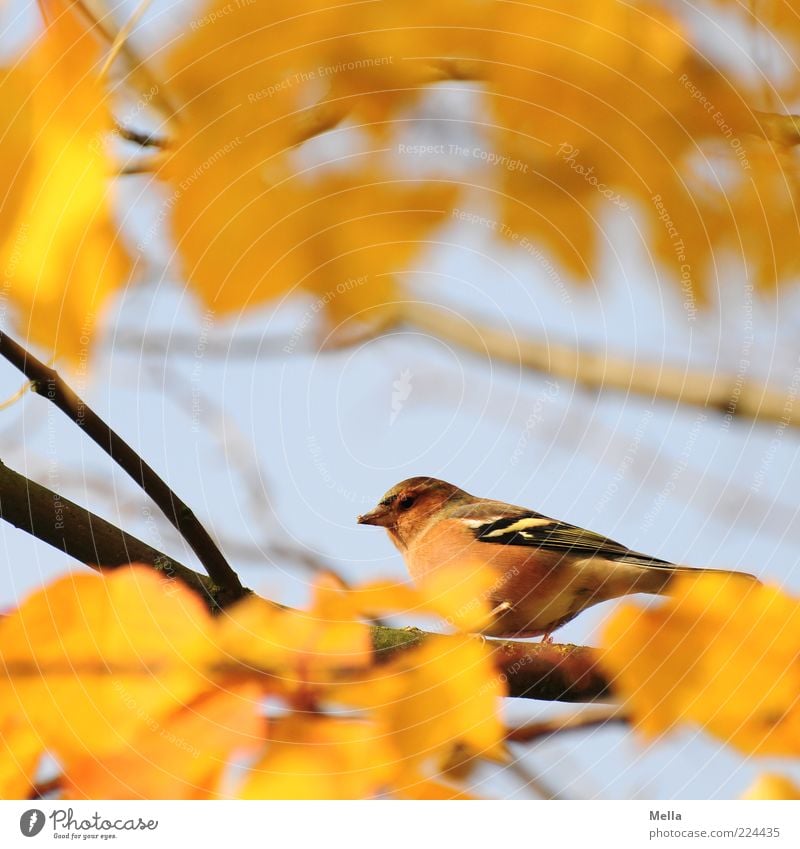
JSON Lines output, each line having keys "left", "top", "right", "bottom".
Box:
{"left": 357, "top": 476, "right": 467, "bottom": 544}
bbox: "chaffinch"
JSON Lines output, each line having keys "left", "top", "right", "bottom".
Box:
{"left": 357, "top": 476, "right": 758, "bottom": 639}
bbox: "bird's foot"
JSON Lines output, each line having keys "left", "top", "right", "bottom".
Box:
{"left": 540, "top": 632, "right": 554, "bottom": 645}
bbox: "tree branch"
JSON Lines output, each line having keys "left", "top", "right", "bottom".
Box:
{"left": 0, "top": 459, "right": 610, "bottom": 703}
{"left": 113, "top": 303, "right": 800, "bottom": 430}
{"left": 505, "top": 706, "right": 627, "bottom": 743}
{"left": 0, "top": 332, "right": 245, "bottom": 605}
{"left": 0, "top": 457, "right": 223, "bottom": 606}
{"left": 371, "top": 626, "right": 610, "bottom": 702}
{"left": 398, "top": 303, "right": 800, "bottom": 429}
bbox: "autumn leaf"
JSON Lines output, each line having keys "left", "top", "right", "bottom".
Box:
{"left": 348, "top": 562, "right": 498, "bottom": 633}
{"left": 0, "top": 9, "right": 130, "bottom": 362}
{"left": 602, "top": 575, "right": 800, "bottom": 756}
{"left": 0, "top": 720, "right": 42, "bottom": 800}
{"left": 63, "top": 683, "right": 263, "bottom": 800}
{"left": 218, "top": 589, "right": 372, "bottom": 697}
{"left": 342, "top": 634, "right": 505, "bottom": 784}
{"left": 239, "top": 715, "right": 396, "bottom": 800}
{"left": 742, "top": 773, "right": 800, "bottom": 800}
{"left": 0, "top": 567, "right": 217, "bottom": 766}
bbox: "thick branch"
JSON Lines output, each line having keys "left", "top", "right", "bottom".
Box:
{"left": 0, "top": 331, "right": 245, "bottom": 605}
{"left": 371, "top": 626, "right": 610, "bottom": 702}
{"left": 0, "top": 457, "right": 221, "bottom": 605}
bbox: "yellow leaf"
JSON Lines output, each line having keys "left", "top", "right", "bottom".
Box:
{"left": 219, "top": 594, "right": 372, "bottom": 691}
{"left": 742, "top": 774, "right": 800, "bottom": 800}
{"left": 0, "top": 567, "right": 217, "bottom": 763}
{"left": 158, "top": 1, "right": 456, "bottom": 325}
{"left": 602, "top": 575, "right": 800, "bottom": 756}
{"left": 395, "top": 777, "right": 477, "bottom": 800}
{"left": 484, "top": 0, "right": 760, "bottom": 299}
{"left": 342, "top": 634, "right": 504, "bottom": 781}
{"left": 0, "top": 9, "right": 130, "bottom": 362}
{"left": 351, "top": 561, "right": 498, "bottom": 633}
{"left": 0, "top": 721, "right": 42, "bottom": 800}
{"left": 239, "top": 716, "right": 396, "bottom": 799}
{"left": 63, "top": 683, "right": 263, "bottom": 800}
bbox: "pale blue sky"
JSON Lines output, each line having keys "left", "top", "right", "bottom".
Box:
{"left": 1, "top": 0, "right": 799, "bottom": 800}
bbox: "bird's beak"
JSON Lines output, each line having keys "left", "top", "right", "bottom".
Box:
{"left": 357, "top": 504, "right": 393, "bottom": 527}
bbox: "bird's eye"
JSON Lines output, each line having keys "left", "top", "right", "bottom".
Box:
{"left": 398, "top": 496, "right": 415, "bottom": 510}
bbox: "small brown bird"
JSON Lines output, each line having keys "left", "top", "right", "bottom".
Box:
{"left": 358, "top": 477, "right": 758, "bottom": 639}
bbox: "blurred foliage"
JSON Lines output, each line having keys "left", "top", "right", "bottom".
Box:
{"left": 602, "top": 574, "right": 800, "bottom": 757}
{"left": 0, "top": 567, "right": 503, "bottom": 799}
{"left": 0, "top": 0, "right": 797, "bottom": 800}
{"left": 2, "top": 0, "right": 799, "bottom": 359}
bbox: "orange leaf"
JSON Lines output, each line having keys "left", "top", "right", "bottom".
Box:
{"left": 239, "top": 715, "right": 396, "bottom": 800}
{"left": 64, "top": 683, "right": 263, "bottom": 799}
{"left": 602, "top": 575, "right": 800, "bottom": 756}
{"left": 0, "top": 568, "right": 217, "bottom": 764}
{"left": 0, "top": 8, "right": 130, "bottom": 362}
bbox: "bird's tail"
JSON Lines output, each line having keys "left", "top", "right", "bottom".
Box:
{"left": 625, "top": 561, "right": 761, "bottom": 596}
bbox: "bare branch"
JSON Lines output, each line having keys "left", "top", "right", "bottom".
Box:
{"left": 505, "top": 706, "right": 627, "bottom": 743}
{"left": 0, "top": 332, "right": 246, "bottom": 605}
{"left": 0, "top": 457, "right": 222, "bottom": 606}
{"left": 398, "top": 303, "right": 800, "bottom": 429}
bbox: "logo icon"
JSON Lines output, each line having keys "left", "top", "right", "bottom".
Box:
{"left": 19, "top": 809, "right": 45, "bottom": 837}
{"left": 390, "top": 369, "right": 413, "bottom": 425}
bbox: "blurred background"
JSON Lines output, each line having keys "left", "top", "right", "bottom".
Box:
{"left": 0, "top": 0, "right": 799, "bottom": 799}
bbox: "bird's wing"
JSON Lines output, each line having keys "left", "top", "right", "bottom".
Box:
{"left": 451, "top": 502, "right": 674, "bottom": 567}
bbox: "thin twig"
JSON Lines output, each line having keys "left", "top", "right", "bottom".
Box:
{"left": 29, "top": 776, "right": 62, "bottom": 800}
{"left": 99, "top": 0, "right": 154, "bottom": 79}
{"left": 0, "top": 332, "right": 246, "bottom": 606}
{"left": 67, "top": 0, "right": 178, "bottom": 122}
{"left": 506, "top": 706, "right": 627, "bottom": 743}
{"left": 115, "top": 122, "right": 165, "bottom": 148}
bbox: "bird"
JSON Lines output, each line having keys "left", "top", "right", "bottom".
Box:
{"left": 357, "top": 476, "right": 759, "bottom": 640}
